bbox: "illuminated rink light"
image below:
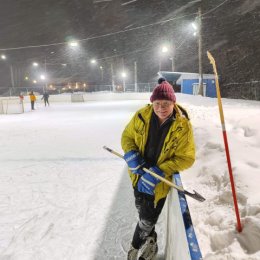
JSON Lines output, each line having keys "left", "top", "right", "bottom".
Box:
{"left": 68, "top": 41, "right": 79, "bottom": 47}
{"left": 161, "top": 46, "right": 169, "bottom": 53}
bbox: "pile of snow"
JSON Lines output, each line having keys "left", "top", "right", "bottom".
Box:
{"left": 180, "top": 95, "right": 260, "bottom": 260}
{"left": 0, "top": 93, "right": 259, "bottom": 260}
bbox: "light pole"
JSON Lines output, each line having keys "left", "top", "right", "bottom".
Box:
{"left": 111, "top": 63, "right": 115, "bottom": 92}
{"left": 192, "top": 8, "right": 203, "bottom": 96}
{"left": 100, "top": 66, "right": 103, "bottom": 82}
{"left": 40, "top": 74, "right": 47, "bottom": 92}
{"left": 10, "top": 65, "right": 15, "bottom": 89}
{"left": 159, "top": 45, "right": 175, "bottom": 71}
{"left": 159, "top": 46, "right": 169, "bottom": 71}
{"left": 121, "top": 71, "right": 127, "bottom": 92}
{"left": 134, "top": 61, "right": 137, "bottom": 92}
{"left": 90, "top": 59, "right": 102, "bottom": 87}
{"left": 44, "top": 57, "right": 47, "bottom": 92}
{"left": 198, "top": 7, "right": 203, "bottom": 95}
{"left": 169, "top": 57, "right": 175, "bottom": 72}
{"left": 121, "top": 57, "right": 127, "bottom": 91}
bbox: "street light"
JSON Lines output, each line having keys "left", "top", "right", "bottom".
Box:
{"left": 68, "top": 41, "right": 79, "bottom": 47}
{"left": 33, "top": 62, "right": 39, "bottom": 67}
{"left": 161, "top": 46, "right": 169, "bottom": 53}
{"left": 192, "top": 22, "right": 198, "bottom": 36}
{"left": 1, "top": 54, "right": 6, "bottom": 60}
{"left": 159, "top": 44, "right": 174, "bottom": 71}
{"left": 90, "top": 59, "right": 97, "bottom": 64}
{"left": 39, "top": 74, "right": 47, "bottom": 92}
{"left": 40, "top": 74, "right": 46, "bottom": 80}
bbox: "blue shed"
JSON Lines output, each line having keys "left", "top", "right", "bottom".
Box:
{"left": 158, "top": 71, "right": 217, "bottom": 98}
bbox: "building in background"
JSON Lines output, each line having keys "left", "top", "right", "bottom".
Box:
{"left": 158, "top": 71, "right": 216, "bottom": 98}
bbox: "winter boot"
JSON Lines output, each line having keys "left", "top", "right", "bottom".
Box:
{"left": 127, "top": 245, "right": 139, "bottom": 260}
{"left": 138, "top": 235, "right": 158, "bottom": 260}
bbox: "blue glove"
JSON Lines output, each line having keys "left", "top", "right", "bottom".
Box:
{"left": 123, "top": 150, "right": 145, "bottom": 175}
{"left": 137, "top": 166, "right": 164, "bottom": 195}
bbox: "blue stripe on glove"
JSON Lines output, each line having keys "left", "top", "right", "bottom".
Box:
{"left": 123, "top": 150, "right": 145, "bottom": 175}
{"left": 137, "top": 166, "right": 164, "bottom": 195}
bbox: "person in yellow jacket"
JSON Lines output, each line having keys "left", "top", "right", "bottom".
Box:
{"left": 121, "top": 78, "right": 195, "bottom": 260}
{"left": 29, "top": 91, "right": 36, "bottom": 110}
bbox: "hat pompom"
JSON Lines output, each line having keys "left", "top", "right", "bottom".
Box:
{"left": 158, "top": 77, "right": 166, "bottom": 84}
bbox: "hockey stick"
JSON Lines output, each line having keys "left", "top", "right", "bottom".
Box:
{"left": 103, "top": 146, "right": 205, "bottom": 202}
{"left": 207, "top": 51, "right": 242, "bottom": 232}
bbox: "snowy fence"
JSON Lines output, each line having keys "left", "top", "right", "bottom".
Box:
{"left": 0, "top": 93, "right": 153, "bottom": 114}
{"left": 164, "top": 173, "right": 202, "bottom": 260}
{"left": 0, "top": 83, "right": 157, "bottom": 97}
{"left": 222, "top": 81, "right": 260, "bottom": 100}
{"left": 19, "top": 93, "right": 152, "bottom": 103}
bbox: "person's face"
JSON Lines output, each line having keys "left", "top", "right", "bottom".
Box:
{"left": 152, "top": 100, "right": 175, "bottom": 121}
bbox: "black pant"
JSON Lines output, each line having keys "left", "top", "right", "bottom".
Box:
{"left": 31, "top": 101, "right": 35, "bottom": 110}
{"left": 44, "top": 99, "right": 49, "bottom": 106}
{"left": 131, "top": 189, "right": 166, "bottom": 249}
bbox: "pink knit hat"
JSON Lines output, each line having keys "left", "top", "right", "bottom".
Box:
{"left": 150, "top": 78, "right": 176, "bottom": 103}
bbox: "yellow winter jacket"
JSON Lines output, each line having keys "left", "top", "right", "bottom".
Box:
{"left": 29, "top": 94, "right": 36, "bottom": 101}
{"left": 121, "top": 104, "right": 195, "bottom": 205}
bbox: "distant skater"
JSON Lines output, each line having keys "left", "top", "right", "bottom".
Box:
{"left": 19, "top": 93, "right": 24, "bottom": 104}
{"left": 41, "top": 92, "right": 50, "bottom": 106}
{"left": 29, "top": 91, "right": 36, "bottom": 110}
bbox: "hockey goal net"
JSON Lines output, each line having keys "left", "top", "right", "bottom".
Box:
{"left": 71, "top": 93, "right": 84, "bottom": 102}
{"left": 0, "top": 97, "right": 24, "bottom": 114}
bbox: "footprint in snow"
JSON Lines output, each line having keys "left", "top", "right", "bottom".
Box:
{"left": 204, "top": 142, "right": 224, "bottom": 152}
{"left": 242, "top": 127, "right": 257, "bottom": 137}
{"left": 246, "top": 161, "right": 259, "bottom": 168}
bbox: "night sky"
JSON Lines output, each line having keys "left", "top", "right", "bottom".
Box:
{"left": 0, "top": 0, "right": 259, "bottom": 98}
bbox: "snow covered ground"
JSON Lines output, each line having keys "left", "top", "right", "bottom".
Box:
{"left": 0, "top": 93, "right": 260, "bottom": 260}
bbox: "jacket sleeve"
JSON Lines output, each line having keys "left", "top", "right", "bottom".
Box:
{"left": 158, "top": 120, "right": 195, "bottom": 177}
{"left": 121, "top": 112, "right": 139, "bottom": 153}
